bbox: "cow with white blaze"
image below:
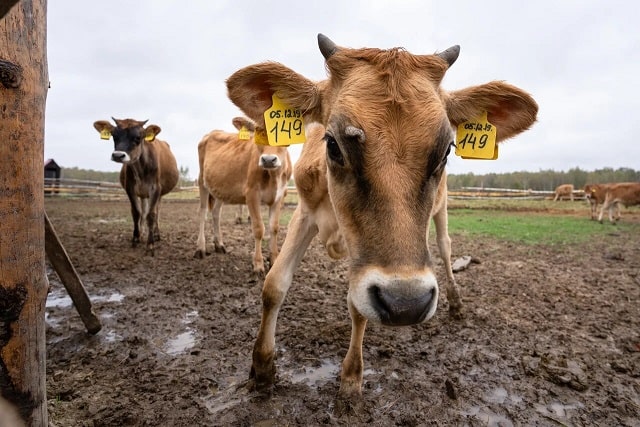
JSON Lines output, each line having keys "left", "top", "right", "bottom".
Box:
{"left": 93, "top": 118, "right": 179, "bottom": 255}
{"left": 226, "top": 34, "right": 538, "bottom": 399}
{"left": 194, "top": 117, "right": 292, "bottom": 275}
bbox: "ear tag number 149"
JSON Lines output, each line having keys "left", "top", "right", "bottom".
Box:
{"left": 455, "top": 111, "right": 498, "bottom": 160}
{"left": 261, "top": 94, "right": 306, "bottom": 146}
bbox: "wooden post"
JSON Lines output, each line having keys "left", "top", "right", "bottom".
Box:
{"left": 45, "top": 212, "right": 102, "bottom": 334}
{"left": 0, "top": 1, "right": 49, "bottom": 426}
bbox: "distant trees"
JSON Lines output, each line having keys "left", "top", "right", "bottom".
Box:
{"left": 61, "top": 166, "right": 120, "bottom": 182}
{"left": 448, "top": 167, "right": 640, "bottom": 191}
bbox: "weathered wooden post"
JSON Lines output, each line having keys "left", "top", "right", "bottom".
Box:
{"left": 0, "top": 1, "right": 49, "bottom": 426}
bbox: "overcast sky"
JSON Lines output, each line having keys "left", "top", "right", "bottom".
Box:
{"left": 45, "top": 1, "right": 639, "bottom": 178}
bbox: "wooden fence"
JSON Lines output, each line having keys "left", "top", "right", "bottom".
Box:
{"left": 45, "top": 179, "right": 585, "bottom": 202}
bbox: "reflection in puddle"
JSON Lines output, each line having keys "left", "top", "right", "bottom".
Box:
{"left": 165, "top": 329, "right": 197, "bottom": 356}
{"left": 46, "top": 291, "right": 125, "bottom": 308}
{"left": 289, "top": 360, "right": 340, "bottom": 388}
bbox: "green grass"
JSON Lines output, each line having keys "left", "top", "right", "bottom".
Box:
{"left": 446, "top": 208, "right": 640, "bottom": 246}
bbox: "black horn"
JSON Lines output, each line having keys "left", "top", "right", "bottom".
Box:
{"left": 436, "top": 45, "right": 460, "bottom": 67}
{"left": 318, "top": 33, "right": 338, "bottom": 59}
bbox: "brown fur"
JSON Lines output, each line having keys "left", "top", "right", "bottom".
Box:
{"left": 584, "top": 183, "right": 611, "bottom": 220}
{"left": 553, "top": 184, "right": 574, "bottom": 201}
{"left": 598, "top": 182, "right": 640, "bottom": 223}
{"left": 93, "top": 118, "right": 179, "bottom": 254}
{"left": 227, "top": 34, "right": 538, "bottom": 399}
{"left": 195, "top": 117, "right": 292, "bottom": 275}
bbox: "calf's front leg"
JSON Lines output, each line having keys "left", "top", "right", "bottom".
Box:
{"left": 251, "top": 205, "right": 317, "bottom": 388}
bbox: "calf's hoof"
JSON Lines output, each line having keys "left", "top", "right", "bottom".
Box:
{"left": 194, "top": 249, "right": 206, "bottom": 259}
{"left": 214, "top": 244, "right": 227, "bottom": 254}
{"left": 249, "top": 361, "right": 276, "bottom": 392}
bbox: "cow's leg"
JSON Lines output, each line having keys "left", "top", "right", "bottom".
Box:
{"left": 152, "top": 197, "right": 161, "bottom": 241}
{"left": 338, "top": 302, "right": 367, "bottom": 399}
{"left": 211, "top": 198, "right": 226, "bottom": 253}
{"left": 195, "top": 185, "right": 210, "bottom": 259}
{"left": 266, "top": 198, "right": 284, "bottom": 263}
{"left": 433, "top": 205, "right": 463, "bottom": 318}
{"left": 140, "top": 197, "right": 149, "bottom": 240}
{"left": 246, "top": 192, "right": 266, "bottom": 275}
{"left": 126, "top": 192, "right": 142, "bottom": 247}
{"left": 235, "top": 205, "right": 245, "bottom": 224}
{"left": 145, "top": 189, "right": 161, "bottom": 255}
{"left": 251, "top": 205, "right": 318, "bottom": 389}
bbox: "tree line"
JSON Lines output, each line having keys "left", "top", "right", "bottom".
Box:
{"left": 447, "top": 167, "right": 640, "bottom": 191}
{"left": 61, "top": 165, "right": 193, "bottom": 186}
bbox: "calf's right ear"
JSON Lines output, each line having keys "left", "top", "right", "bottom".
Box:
{"left": 226, "top": 62, "right": 323, "bottom": 127}
{"left": 93, "top": 120, "right": 114, "bottom": 140}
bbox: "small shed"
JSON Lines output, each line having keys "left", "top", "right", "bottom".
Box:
{"left": 44, "top": 158, "right": 61, "bottom": 194}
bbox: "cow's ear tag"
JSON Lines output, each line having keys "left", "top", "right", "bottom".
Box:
{"left": 100, "top": 129, "right": 111, "bottom": 140}
{"left": 455, "top": 111, "right": 498, "bottom": 160}
{"left": 144, "top": 133, "right": 155, "bottom": 142}
{"left": 238, "top": 126, "right": 251, "bottom": 141}
{"left": 262, "top": 94, "right": 306, "bottom": 146}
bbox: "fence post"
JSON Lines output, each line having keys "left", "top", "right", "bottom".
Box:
{"left": 0, "top": 1, "right": 49, "bottom": 426}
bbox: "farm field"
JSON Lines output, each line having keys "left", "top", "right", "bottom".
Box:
{"left": 44, "top": 197, "right": 640, "bottom": 426}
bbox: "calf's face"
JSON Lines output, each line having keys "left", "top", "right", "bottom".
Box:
{"left": 227, "top": 35, "right": 538, "bottom": 326}
{"left": 93, "top": 118, "right": 160, "bottom": 164}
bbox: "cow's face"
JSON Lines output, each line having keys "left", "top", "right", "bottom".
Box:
{"left": 227, "top": 35, "right": 538, "bottom": 326}
{"left": 93, "top": 118, "right": 160, "bottom": 164}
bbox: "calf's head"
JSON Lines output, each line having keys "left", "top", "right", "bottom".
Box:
{"left": 93, "top": 118, "right": 161, "bottom": 164}
{"left": 227, "top": 34, "right": 538, "bottom": 326}
{"left": 232, "top": 116, "right": 288, "bottom": 171}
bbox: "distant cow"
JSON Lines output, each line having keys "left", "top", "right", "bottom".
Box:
{"left": 194, "top": 117, "right": 292, "bottom": 275}
{"left": 93, "top": 118, "right": 179, "bottom": 254}
{"left": 226, "top": 34, "right": 538, "bottom": 399}
{"left": 598, "top": 182, "right": 640, "bottom": 223}
{"left": 584, "top": 183, "right": 613, "bottom": 220}
{"left": 553, "top": 184, "right": 574, "bottom": 201}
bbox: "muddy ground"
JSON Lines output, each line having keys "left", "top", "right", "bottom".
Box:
{"left": 44, "top": 197, "right": 640, "bottom": 426}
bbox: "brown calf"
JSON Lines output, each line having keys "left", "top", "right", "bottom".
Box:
{"left": 598, "top": 182, "right": 640, "bottom": 223}
{"left": 584, "top": 183, "right": 613, "bottom": 220}
{"left": 227, "top": 34, "right": 538, "bottom": 399}
{"left": 194, "top": 117, "right": 292, "bottom": 275}
{"left": 93, "top": 118, "right": 179, "bottom": 254}
{"left": 553, "top": 184, "right": 574, "bottom": 201}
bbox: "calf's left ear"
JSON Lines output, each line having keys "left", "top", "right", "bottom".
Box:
{"left": 144, "top": 124, "right": 161, "bottom": 142}
{"left": 93, "top": 120, "right": 114, "bottom": 135}
{"left": 445, "top": 81, "right": 538, "bottom": 142}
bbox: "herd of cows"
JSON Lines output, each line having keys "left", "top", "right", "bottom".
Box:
{"left": 553, "top": 182, "right": 640, "bottom": 222}
{"left": 88, "top": 34, "right": 637, "bottom": 403}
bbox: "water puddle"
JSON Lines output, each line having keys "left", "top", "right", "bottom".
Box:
{"left": 203, "top": 378, "right": 258, "bottom": 416}
{"left": 462, "top": 406, "right": 514, "bottom": 427}
{"left": 535, "top": 401, "right": 584, "bottom": 419}
{"left": 46, "top": 291, "right": 125, "bottom": 308}
{"left": 164, "top": 311, "right": 200, "bottom": 356}
{"left": 289, "top": 359, "right": 340, "bottom": 388}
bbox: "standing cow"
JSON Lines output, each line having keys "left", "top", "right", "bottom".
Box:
{"left": 93, "top": 118, "right": 179, "bottom": 255}
{"left": 584, "top": 183, "right": 613, "bottom": 220}
{"left": 194, "top": 117, "right": 292, "bottom": 275}
{"left": 553, "top": 184, "right": 574, "bottom": 201}
{"left": 598, "top": 182, "right": 640, "bottom": 223}
{"left": 226, "top": 34, "right": 538, "bottom": 399}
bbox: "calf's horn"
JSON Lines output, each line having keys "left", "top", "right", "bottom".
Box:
{"left": 318, "top": 33, "right": 338, "bottom": 59}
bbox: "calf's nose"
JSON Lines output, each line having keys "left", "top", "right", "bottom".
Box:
{"left": 369, "top": 284, "right": 436, "bottom": 326}
{"left": 259, "top": 154, "right": 280, "bottom": 169}
{"left": 111, "top": 151, "right": 127, "bottom": 163}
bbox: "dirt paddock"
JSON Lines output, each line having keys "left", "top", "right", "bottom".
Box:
{"left": 44, "top": 198, "right": 640, "bottom": 426}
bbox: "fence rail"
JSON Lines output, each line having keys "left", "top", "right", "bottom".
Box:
{"left": 45, "top": 179, "right": 585, "bottom": 202}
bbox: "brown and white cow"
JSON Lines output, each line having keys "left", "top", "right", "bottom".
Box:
{"left": 93, "top": 118, "right": 179, "bottom": 255}
{"left": 553, "top": 184, "right": 574, "bottom": 201}
{"left": 194, "top": 117, "right": 292, "bottom": 275}
{"left": 598, "top": 182, "right": 640, "bottom": 223}
{"left": 226, "top": 34, "right": 538, "bottom": 399}
{"left": 584, "top": 183, "right": 613, "bottom": 220}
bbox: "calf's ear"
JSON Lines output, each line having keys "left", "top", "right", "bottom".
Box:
{"left": 232, "top": 116, "right": 256, "bottom": 132}
{"left": 445, "top": 81, "right": 538, "bottom": 142}
{"left": 226, "top": 62, "right": 323, "bottom": 127}
{"left": 93, "top": 120, "right": 114, "bottom": 134}
{"left": 144, "top": 124, "right": 161, "bottom": 142}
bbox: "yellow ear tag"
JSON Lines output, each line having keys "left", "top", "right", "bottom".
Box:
{"left": 262, "top": 94, "right": 306, "bottom": 146}
{"left": 238, "top": 126, "right": 251, "bottom": 141}
{"left": 144, "top": 133, "right": 155, "bottom": 142}
{"left": 455, "top": 111, "right": 498, "bottom": 160}
{"left": 254, "top": 129, "right": 269, "bottom": 146}
{"left": 100, "top": 129, "right": 111, "bottom": 140}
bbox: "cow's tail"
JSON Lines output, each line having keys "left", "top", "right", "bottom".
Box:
{"left": 208, "top": 194, "right": 214, "bottom": 212}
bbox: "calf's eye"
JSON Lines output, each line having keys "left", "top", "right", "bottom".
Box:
{"left": 325, "top": 134, "right": 344, "bottom": 166}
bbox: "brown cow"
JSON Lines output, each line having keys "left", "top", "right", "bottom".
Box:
{"left": 194, "top": 117, "right": 292, "bottom": 275}
{"left": 584, "top": 183, "right": 614, "bottom": 220}
{"left": 598, "top": 182, "right": 640, "bottom": 223}
{"left": 226, "top": 34, "right": 538, "bottom": 399}
{"left": 553, "top": 184, "right": 574, "bottom": 201}
{"left": 93, "top": 118, "right": 179, "bottom": 254}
